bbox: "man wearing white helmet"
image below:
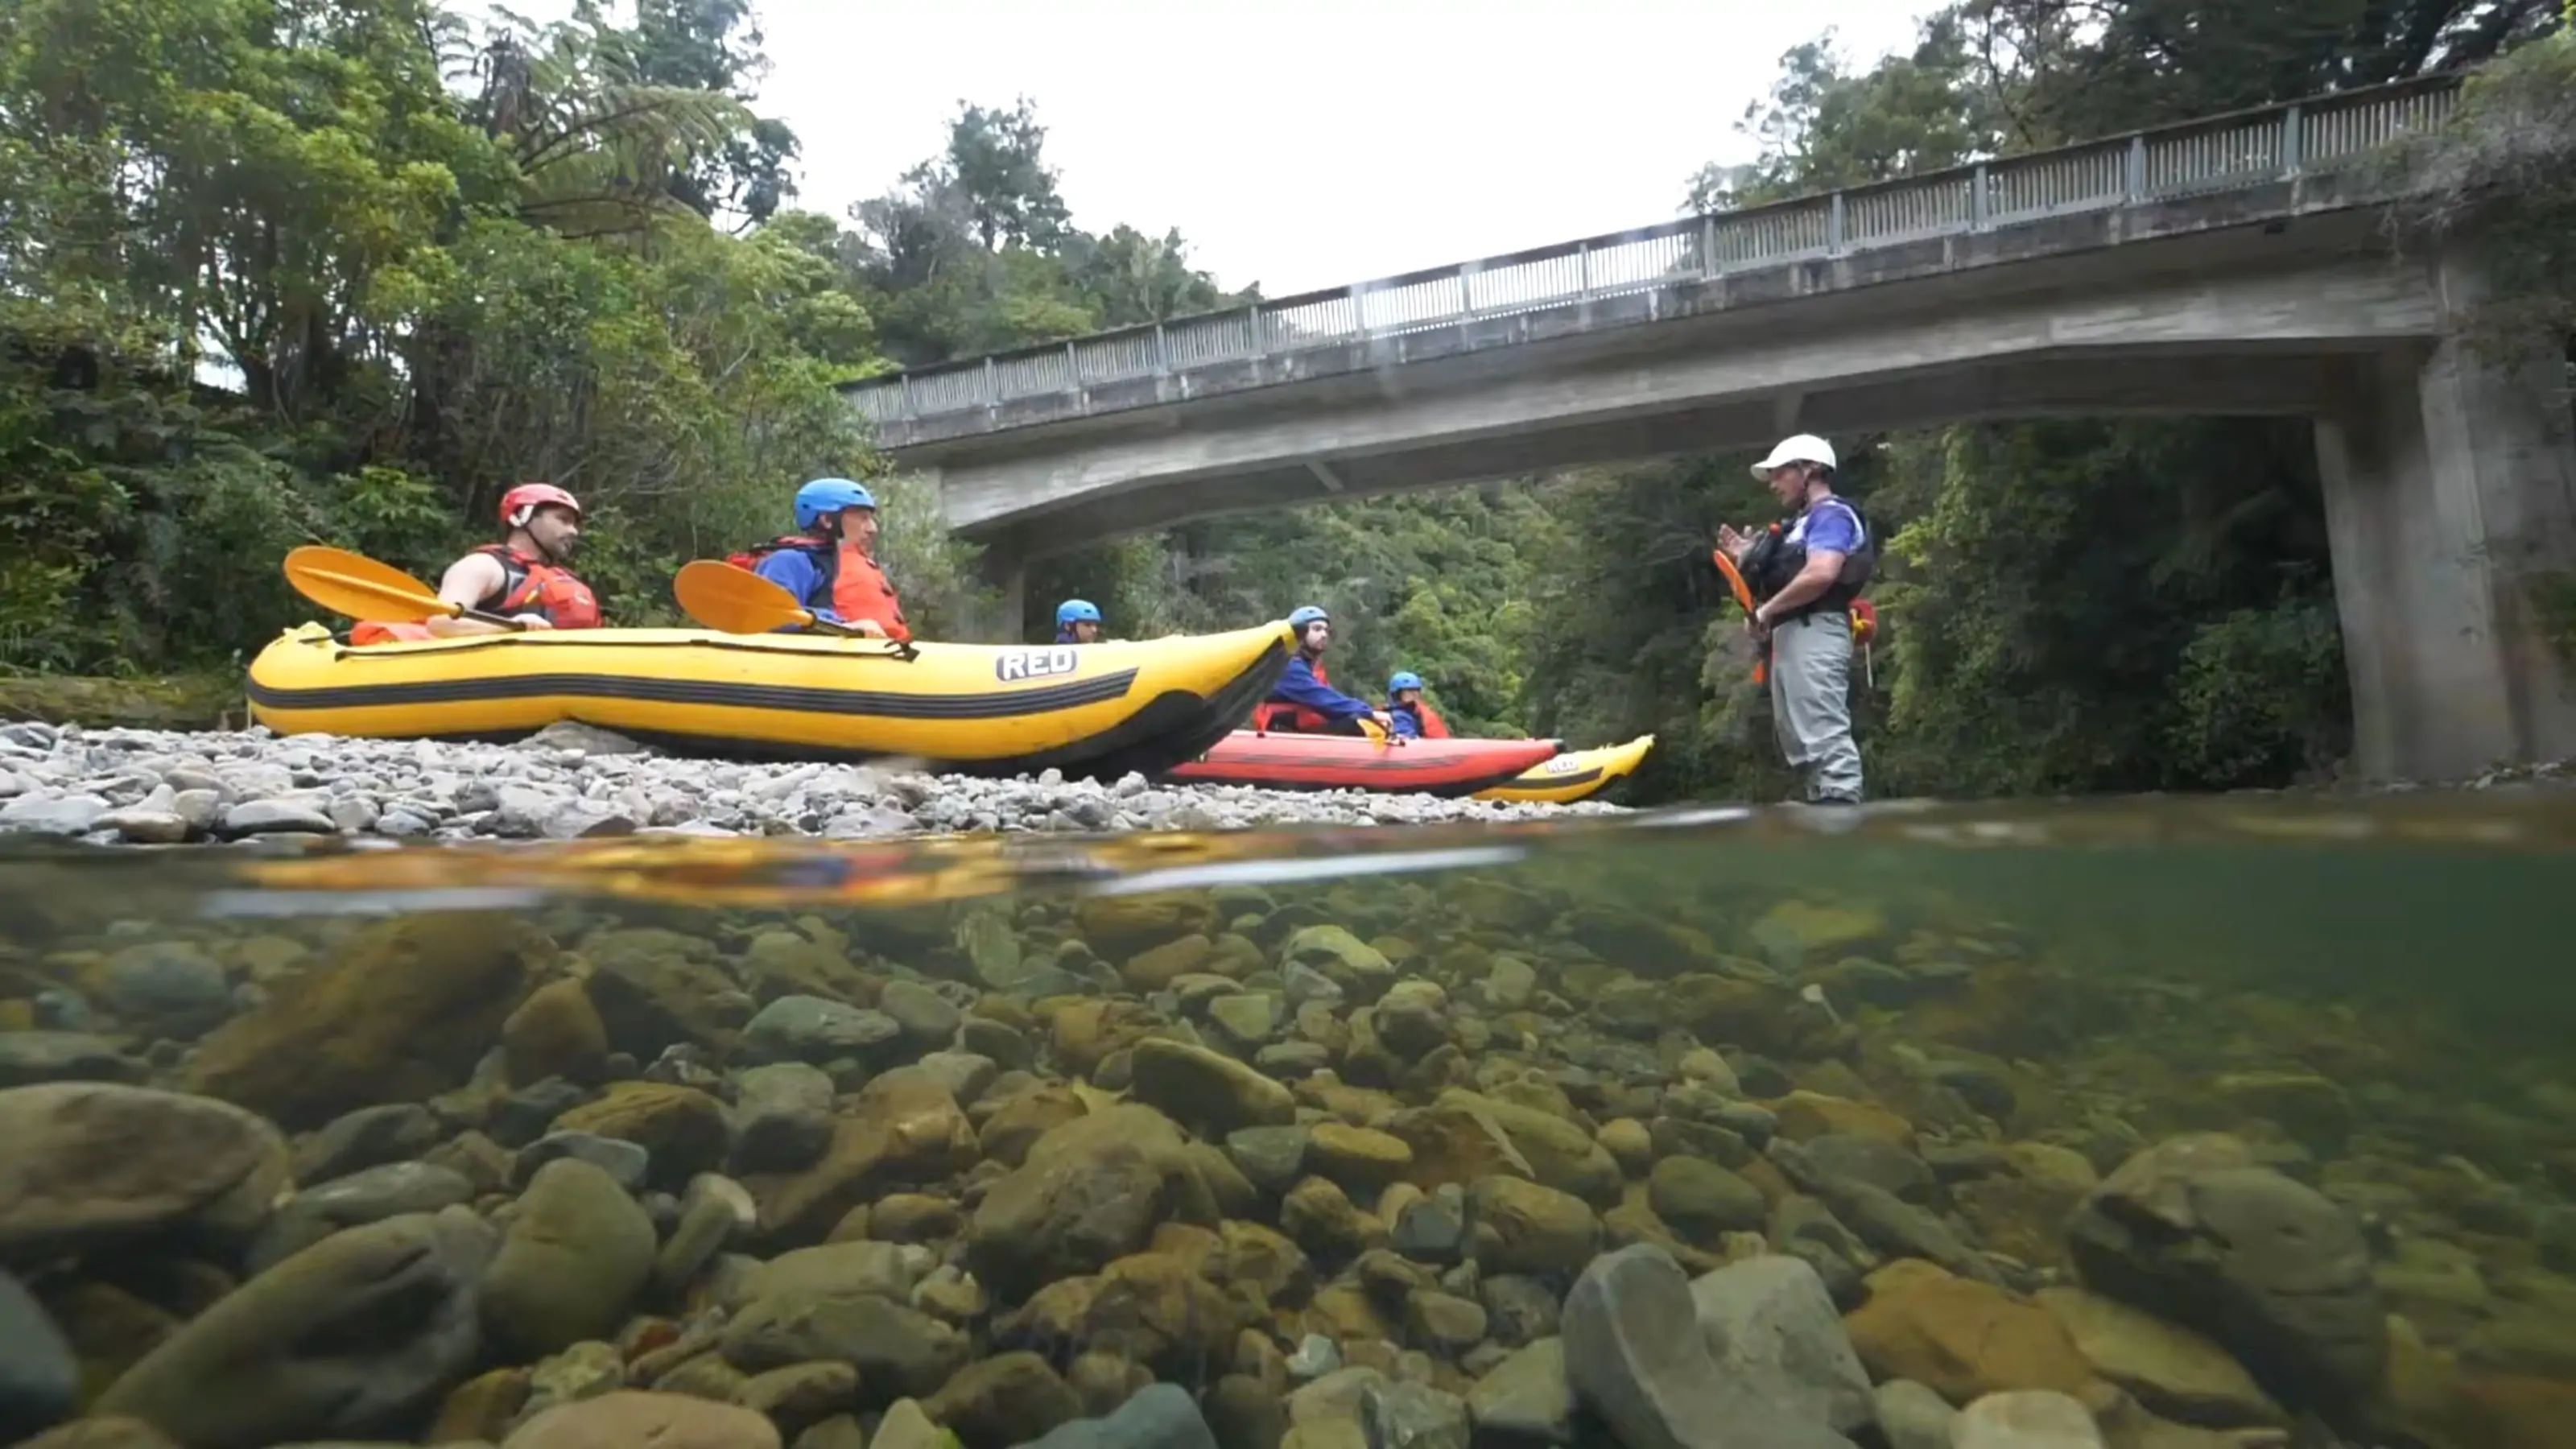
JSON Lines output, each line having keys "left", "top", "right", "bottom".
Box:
{"left": 1718, "top": 433, "right": 1873, "bottom": 803}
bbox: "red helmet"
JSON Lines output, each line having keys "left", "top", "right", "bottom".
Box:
{"left": 500, "top": 483, "right": 582, "bottom": 529}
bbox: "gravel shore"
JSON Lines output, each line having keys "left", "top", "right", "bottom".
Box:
{"left": 0, "top": 723, "right": 1623, "bottom": 847}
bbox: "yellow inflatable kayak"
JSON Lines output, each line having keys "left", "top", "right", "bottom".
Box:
{"left": 1472, "top": 734, "right": 1655, "bottom": 804}
{"left": 245, "top": 621, "right": 1294, "bottom": 778}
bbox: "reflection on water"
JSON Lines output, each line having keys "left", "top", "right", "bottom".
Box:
{"left": 0, "top": 796, "right": 2569, "bottom": 1447}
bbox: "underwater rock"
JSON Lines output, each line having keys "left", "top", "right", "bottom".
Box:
{"left": 551, "top": 1081, "right": 732, "bottom": 1186}
{"left": 2036, "top": 1286, "right": 2287, "bottom": 1428}
{"left": 2066, "top": 1133, "right": 2387, "bottom": 1418}
{"left": 481, "top": 1158, "right": 658, "bottom": 1359}
{"left": 246, "top": 1160, "right": 477, "bottom": 1273}
{"left": 96, "top": 1209, "right": 493, "bottom": 1449}
{"left": 921, "top": 1350, "right": 1080, "bottom": 1445}
{"left": 0, "top": 1266, "right": 78, "bottom": 1443}
{"left": 967, "top": 1104, "right": 1219, "bottom": 1299}
{"left": 1129, "top": 1038, "right": 1296, "bottom": 1135}
{"left": 184, "top": 914, "right": 549, "bottom": 1127}
{"left": 1648, "top": 1157, "right": 1768, "bottom": 1240}
{"left": 1952, "top": 1389, "right": 2106, "bottom": 1448}
{"left": 1563, "top": 1243, "right": 1854, "bottom": 1449}
{"left": 1842, "top": 1261, "right": 2095, "bottom": 1405}
{"left": 502, "top": 1389, "right": 781, "bottom": 1449}
{"left": 1014, "top": 1381, "right": 1218, "bottom": 1449}
{"left": 730, "top": 1063, "right": 836, "bottom": 1174}
{"left": 1689, "top": 1255, "right": 1876, "bottom": 1439}
{"left": 0, "top": 1082, "right": 290, "bottom": 1257}
{"left": 1472, "top": 1177, "right": 1601, "bottom": 1277}
{"left": 502, "top": 977, "right": 611, "bottom": 1087}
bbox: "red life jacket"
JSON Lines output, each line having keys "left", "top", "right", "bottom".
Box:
{"left": 350, "top": 545, "right": 598, "bottom": 645}
{"left": 1402, "top": 700, "right": 1452, "bottom": 739}
{"left": 726, "top": 536, "right": 911, "bottom": 642}
{"left": 1251, "top": 658, "right": 1335, "bottom": 733}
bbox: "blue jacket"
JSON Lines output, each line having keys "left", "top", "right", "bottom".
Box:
{"left": 752, "top": 547, "right": 839, "bottom": 623}
{"left": 1267, "top": 655, "right": 1375, "bottom": 723}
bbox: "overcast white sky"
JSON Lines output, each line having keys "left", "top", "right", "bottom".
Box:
{"left": 510, "top": 0, "right": 1938, "bottom": 297}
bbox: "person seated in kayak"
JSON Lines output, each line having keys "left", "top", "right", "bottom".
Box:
{"left": 1384, "top": 671, "right": 1451, "bottom": 740}
{"left": 730, "top": 477, "right": 911, "bottom": 642}
{"left": 1055, "top": 599, "right": 1103, "bottom": 643}
{"left": 353, "top": 484, "right": 599, "bottom": 644}
{"left": 1250, "top": 605, "right": 1392, "bottom": 735}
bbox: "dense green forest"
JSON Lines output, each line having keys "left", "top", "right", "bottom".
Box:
{"left": 1, "top": 0, "right": 2566, "bottom": 799}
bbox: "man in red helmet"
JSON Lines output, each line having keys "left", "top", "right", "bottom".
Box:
{"left": 351, "top": 484, "right": 601, "bottom": 643}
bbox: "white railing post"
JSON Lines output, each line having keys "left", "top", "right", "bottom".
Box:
{"left": 982, "top": 357, "right": 998, "bottom": 406}
{"left": 1971, "top": 163, "right": 1990, "bottom": 230}
{"left": 1700, "top": 214, "right": 1719, "bottom": 276}
{"left": 1245, "top": 303, "right": 1265, "bottom": 357}
{"left": 899, "top": 375, "right": 917, "bottom": 420}
{"left": 2281, "top": 104, "right": 2304, "bottom": 176}
{"left": 1063, "top": 340, "right": 1080, "bottom": 386}
{"left": 1578, "top": 242, "right": 1592, "bottom": 299}
{"left": 1827, "top": 193, "right": 1846, "bottom": 254}
{"left": 1154, "top": 323, "right": 1170, "bottom": 374}
{"left": 2125, "top": 135, "right": 2148, "bottom": 200}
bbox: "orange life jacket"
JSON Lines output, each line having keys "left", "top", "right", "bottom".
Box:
{"left": 350, "top": 545, "right": 598, "bottom": 644}
{"left": 726, "top": 536, "right": 912, "bottom": 643}
{"left": 1251, "top": 658, "right": 1335, "bottom": 733}
{"left": 1402, "top": 700, "right": 1452, "bottom": 739}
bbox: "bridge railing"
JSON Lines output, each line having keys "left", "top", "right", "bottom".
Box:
{"left": 847, "top": 74, "right": 2462, "bottom": 428}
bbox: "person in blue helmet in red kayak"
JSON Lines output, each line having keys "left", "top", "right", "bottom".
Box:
{"left": 1251, "top": 605, "right": 1392, "bottom": 735}
{"left": 726, "top": 477, "right": 910, "bottom": 641}
{"left": 1383, "top": 671, "right": 1451, "bottom": 740}
{"left": 1055, "top": 599, "right": 1102, "bottom": 644}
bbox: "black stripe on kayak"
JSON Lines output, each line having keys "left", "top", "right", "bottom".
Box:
{"left": 1488, "top": 766, "right": 1606, "bottom": 793}
{"left": 244, "top": 668, "right": 1140, "bottom": 721}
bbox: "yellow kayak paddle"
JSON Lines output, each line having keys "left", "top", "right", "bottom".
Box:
{"left": 283, "top": 546, "right": 524, "bottom": 630}
{"left": 672, "top": 560, "right": 917, "bottom": 658}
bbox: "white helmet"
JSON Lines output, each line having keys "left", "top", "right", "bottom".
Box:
{"left": 1752, "top": 433, "right": 1836, "bottom": 481}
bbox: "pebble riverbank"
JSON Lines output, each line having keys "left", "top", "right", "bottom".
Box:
{"left": 0, "top": 723, "right": 1622, "bottom": 847}
{"left": 1, "top": 844, "right": 2572, "bottom": 1449}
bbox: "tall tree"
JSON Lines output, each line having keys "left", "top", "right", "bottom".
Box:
{"left": 1686, "top": 14, "right": 2005, "bottom": 211}
{"left": 590, "top": 0, "right": 800, "bottom": 224}
{"left": 1962, "top": 0, "right": 2553, "bottom": 142}
{"left": 943, "top": 98, "right": 1072, "bottom": 253}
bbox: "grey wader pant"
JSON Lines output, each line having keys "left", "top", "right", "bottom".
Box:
{"left": 1769, "top": 611, "right": 1863, "bottom": 803}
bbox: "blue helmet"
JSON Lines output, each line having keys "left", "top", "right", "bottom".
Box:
{"left": 1388, "top": 671, "right": 1422, "bottom": 694}
{"left": 1055, "top": 599, "right": 1102, "bottom": 629}
{"left": 1287, "top": 605, "right": 1330, "bottom": 630}
{"left": 795, "top": 477, "right": 877, "bottom": 530}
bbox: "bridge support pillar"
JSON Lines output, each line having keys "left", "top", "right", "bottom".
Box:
{"left": 2316, "top": 303, "right": 2576, "bottom": 781}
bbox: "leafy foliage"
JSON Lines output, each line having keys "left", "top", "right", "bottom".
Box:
{"left": 0, "top": 0, "right": 987, "bottom": 670}
{"left": 2388, "top": 22, "right": 2576, "bottom": 361}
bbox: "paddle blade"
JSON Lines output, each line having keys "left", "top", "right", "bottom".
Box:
{"left": 283, "top": 546, "right": 460, "bottom": 625}
{"left": 1711, "top": 548, "right": 1757, "bottom": 615}
{"left": 673, "top": 559, "right": 815, "bottom": 634}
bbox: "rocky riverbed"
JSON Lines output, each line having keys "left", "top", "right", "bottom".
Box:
{"left": 0, "top": 724, "right": 1621, "bottom": 847}
{"left": 1, "top": 857, "right": 2571, "bottom": 1449}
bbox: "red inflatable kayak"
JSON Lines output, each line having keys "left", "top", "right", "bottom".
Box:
{"left": 1162, "top": 731, "right": 1564, "bottom": 796}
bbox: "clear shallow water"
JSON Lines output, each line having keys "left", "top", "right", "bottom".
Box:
{"left": 2, "top": 795, "right": 2571, "bottom": 1447}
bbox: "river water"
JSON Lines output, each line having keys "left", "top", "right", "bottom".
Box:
{"left": 0, "top": 795, "right": 2569, "bottom": 1447}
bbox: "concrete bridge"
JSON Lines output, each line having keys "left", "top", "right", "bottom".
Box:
{"left": 841, "top": 75, "right": 2576, "bottom": 784}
